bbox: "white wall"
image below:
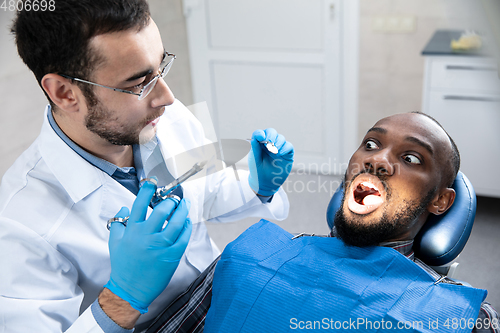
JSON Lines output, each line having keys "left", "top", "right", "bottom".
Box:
{"left": 358, "top": 0, "right": 493, "bottom": 141}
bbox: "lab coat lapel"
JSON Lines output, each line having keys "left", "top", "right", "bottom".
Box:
{"left": 39, "top": 106, "right": 103, "bottom": 204}
{"left": 99, "top": 176, "right": 139, "bottom": 221}
{"left": 155, "top": 119, "right": 179, "bottom": 179}
{"left": 139, "top": 140, "right": 177, "bottom": 186}
{"left": 155, "top": 100, "right": 209, "bottom": 224}
{"left": 155, "top": 99, "right": 209, "bottom": 179}
{"left": 38, "top": 106, "right": 139, "bottom": 223}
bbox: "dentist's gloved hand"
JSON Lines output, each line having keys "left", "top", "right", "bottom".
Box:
{"left": 248, "top": 128, "right": 294, "bottom": 196}
{"left": 105, "top": 179, "right": 192, "bottom": 314}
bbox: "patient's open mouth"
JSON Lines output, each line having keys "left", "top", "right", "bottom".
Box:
{"left": 347, "top": 177, "right": 385, "bottom": 215}
{"left": 354, "top": 182, "right": 382, "bottom": 206}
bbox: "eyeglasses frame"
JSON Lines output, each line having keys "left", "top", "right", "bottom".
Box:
{"left": 59, "top": 52, "right": 176, "bottom": 100}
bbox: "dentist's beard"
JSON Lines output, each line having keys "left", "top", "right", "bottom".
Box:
{"left": 85, "top": 102, "right": 163, "bottom": 146}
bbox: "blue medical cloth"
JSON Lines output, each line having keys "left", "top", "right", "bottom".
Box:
{"left": 205, "top": 220, "right": 487, "bottom": 333}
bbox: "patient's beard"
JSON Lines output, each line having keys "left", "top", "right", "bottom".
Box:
{"left": 333, "top": 188, "right": 435, "bottom": 247}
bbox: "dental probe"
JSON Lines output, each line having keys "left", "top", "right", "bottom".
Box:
{"left": 151, "top": 160, "right": 208, "bottom": 206}
{"left": 246, "top": 139, "right": 278, "bottom": 154}
{"left": 107, "top": 160, "right": 209, "bottom": 230}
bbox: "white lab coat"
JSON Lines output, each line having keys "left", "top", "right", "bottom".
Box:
{"left": 0, "top": 100, "right": 289, "bottom": 332}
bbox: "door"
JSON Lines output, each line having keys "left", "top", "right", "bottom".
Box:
{"left": 183, "top": 0, "right": 359, "bottom": 175}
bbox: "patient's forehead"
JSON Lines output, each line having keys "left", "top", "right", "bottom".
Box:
{"left": 371, "top": 113, "right": 449, "bottom": 145}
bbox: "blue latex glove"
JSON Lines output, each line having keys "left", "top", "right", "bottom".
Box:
{"left": 248, "top": 128, "right": 294, "bottom": 196}
{"left": 105, "top": 180, "right": 192, "bottom": 314}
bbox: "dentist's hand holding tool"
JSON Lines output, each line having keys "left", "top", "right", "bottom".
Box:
{"left": 105, "top": 178, "right": 192, "bottom": 314}
{"left": 248, "top": 128, "right": 294, "bottom": 197}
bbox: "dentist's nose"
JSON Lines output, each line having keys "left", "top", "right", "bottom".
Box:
{"left": 150, "top": 77, "right": 175, "bottom": 108}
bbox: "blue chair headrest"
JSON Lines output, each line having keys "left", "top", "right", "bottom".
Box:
{"left": 326, "top": 171, "right": 476, "bottom": 266}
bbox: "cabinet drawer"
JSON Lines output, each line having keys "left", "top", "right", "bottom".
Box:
{"left": 427, "top": 91, "right": 500, "bottom": 197}
{"left": 429, "top": 57, "right": 500, "bottom": 93}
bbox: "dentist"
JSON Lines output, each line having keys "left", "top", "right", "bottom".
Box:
{"left": 0, "top": 0, "right": 294, "bottom": 331}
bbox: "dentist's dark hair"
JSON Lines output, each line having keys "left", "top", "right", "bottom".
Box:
{"left": 11, "top": 0, "right": 150, "bottom": 108}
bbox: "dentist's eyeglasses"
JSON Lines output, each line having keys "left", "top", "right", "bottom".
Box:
{"left": 60, "top": 52, "right": 176, "bottom": 101}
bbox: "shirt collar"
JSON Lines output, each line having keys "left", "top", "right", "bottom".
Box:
{"left": 330, "top": 226, "right": 415, "bottom": 260}
{"left": 379, "top": 240, "right": 415, "bottom": 260}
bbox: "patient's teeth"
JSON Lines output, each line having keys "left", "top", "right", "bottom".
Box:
{"left": 361, "top": 182, "right": 377, "bottom": 190}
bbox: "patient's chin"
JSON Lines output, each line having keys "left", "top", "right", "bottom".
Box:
{"left": 334, "top": 208, "right": 396, "bottom": 247}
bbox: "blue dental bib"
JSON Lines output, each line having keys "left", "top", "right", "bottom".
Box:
{"left": 205, "top": 220, "right": 486, "bottom": 333}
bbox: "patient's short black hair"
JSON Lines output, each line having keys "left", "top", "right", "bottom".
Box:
{"left": 411, "top": 111, "right": 460, "bottom": 188}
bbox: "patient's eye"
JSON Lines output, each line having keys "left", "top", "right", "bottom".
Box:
{"left": 365, "top": 140, "right": 379, "bottom": 150}
{"left": 403, "top": 154, "right": 421, "bottom": 165}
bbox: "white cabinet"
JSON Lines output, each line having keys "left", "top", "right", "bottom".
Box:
{"left": 422, "top": 55, "right": 500, "bottom": 198}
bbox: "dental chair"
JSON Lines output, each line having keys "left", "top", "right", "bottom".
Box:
{"left": 326, "top": 171, "right": 476, "bottom": 279}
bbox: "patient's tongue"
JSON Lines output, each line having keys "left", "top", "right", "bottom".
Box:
{"left": 354, "top": 183, "right": 381, "bottom": 205}
{"left": 362, "top": 195, "right": 383, "bottom": 206}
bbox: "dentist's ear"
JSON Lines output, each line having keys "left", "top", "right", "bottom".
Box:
{"left": 428, "top": 188, "right": 456, "bottom": 215}
{"left": 41, "top": 74, "right": 81, "bottom": 113}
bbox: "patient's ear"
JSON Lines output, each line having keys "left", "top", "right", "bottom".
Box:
{"left": 41, "top": 74, "right": 80, "bottom": 113}
{"left": 428, "top": 188, "right": 456, "bottom": 215}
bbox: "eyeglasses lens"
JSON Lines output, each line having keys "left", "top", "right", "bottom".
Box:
{"left": 138, "top": 78, "right": 157, "bottom": 100}
{"left": 137, "top": 56, "right": 175, "bottom": 100}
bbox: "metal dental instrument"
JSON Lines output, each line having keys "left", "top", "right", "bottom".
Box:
{"left": 246, "top": 139, "right": 278, "bottom": 154}
{"left": 150, "top": 160, "right": 208, "bottom": 206}
{"left": 108, "top": 160, "right": 209, "bottom": 230}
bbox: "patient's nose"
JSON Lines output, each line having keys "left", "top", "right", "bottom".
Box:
{"left": 364, "top": 150, "right": 395, "bottom": 176}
